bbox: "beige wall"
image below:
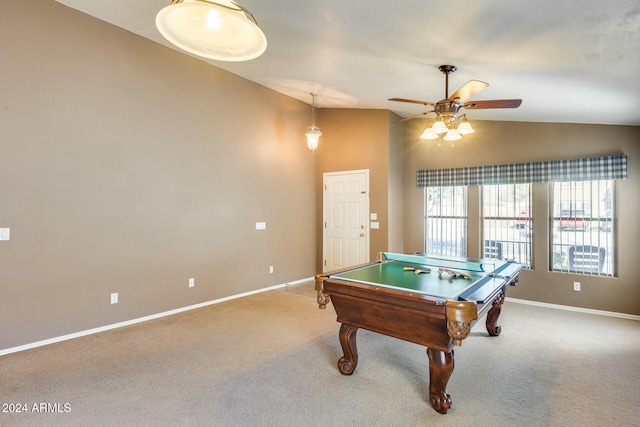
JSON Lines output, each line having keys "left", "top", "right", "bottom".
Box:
{"left": 402, "top": 119, "right": 640, "bottom": 315}
{"left": 314, "top": 109, "right": 397, "bottom": 270}
{"left": 387, "top": 113, "right": 405, "bottom": 252}
{"left": 0, "top": 1, "right": 317, "bottom": 350}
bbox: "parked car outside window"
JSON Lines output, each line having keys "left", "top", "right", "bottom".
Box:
{"left": 559, "top": 209, "right": 588, "bottom": 230}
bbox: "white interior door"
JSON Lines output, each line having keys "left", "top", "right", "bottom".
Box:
{"left": 323, "top": 170, "right": 370, "bottom": 272}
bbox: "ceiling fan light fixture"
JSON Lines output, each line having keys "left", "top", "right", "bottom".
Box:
{"left": 432, "top": 120, "right": 448, "bottom": 134}
{"left": 389, "top": 65, "right": 522, "bottom": 144}
{"left": 419, "top": 127, "right": 439, "bottom": 140}
{"left": 443, "top": 129, "right": 462, "bottom": 141}
{"left": 457, "top": 120, "right": 475, "bottom": 135}
{"left": 156, "top": 0, "right": 267, "bottom": 62}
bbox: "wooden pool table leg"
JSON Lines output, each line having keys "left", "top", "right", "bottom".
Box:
{"left": 427, "top": 348, "right": 454, "bottom": 414}
{"left": 337, "top": 323, "right": 359, "bottom": 375}
{"left": 486, "top": 288, "right": 506, "bottom": 336}
{"left": 314, "top": 273, "right": 331, "bottom": 309}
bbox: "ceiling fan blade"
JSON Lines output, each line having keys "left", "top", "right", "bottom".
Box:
{"left": 448, "top": 80, "right": 489, "bottom": 102}
{"left": 463, "top": 99, "right": 522, "bottom": 109}
{"left": 395, "top": 110, "right": 434, "bottom": 122}
{"left": 389, "top": 97, "right": 436, "bottom": 107}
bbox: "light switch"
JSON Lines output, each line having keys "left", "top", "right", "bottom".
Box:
{"left": 370, "top": 213, "right": 377, "bottom": 220}
{"left": 371, "top": 222, "right": 380, "bottom": 229}
{"left": 0, "top": 228, "right": 10, "bottom": 241}
{"left": 255, "top": 222, "right": 266, "bottom": 230}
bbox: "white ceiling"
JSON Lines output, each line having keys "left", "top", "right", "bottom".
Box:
{"left": 55, "top": 0, "right": 640, "bottom": 125}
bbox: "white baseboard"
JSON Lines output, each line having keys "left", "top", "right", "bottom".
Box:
{"left": 0, "top": 277, "right": 314, "bottom": 357}
{"left": 284, "top": 277, "right": 315, "bottom": 286}
{"left": 4, "top": 280, "right": 633, "bottom": 357}
{"left": 506, "top": 297, "right": 640, "bottom": 321}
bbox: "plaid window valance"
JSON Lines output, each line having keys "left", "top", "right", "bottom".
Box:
{"left": 417, "top": 155, "right": 627, "bottom": 187}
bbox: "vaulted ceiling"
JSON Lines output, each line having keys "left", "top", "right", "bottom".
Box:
{"left": 55, "top": 0, "right": 640, "bottom": 125}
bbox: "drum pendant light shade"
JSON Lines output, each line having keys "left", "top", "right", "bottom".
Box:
{"left": 156, "top": 0, "right": 267, "bottom": 62}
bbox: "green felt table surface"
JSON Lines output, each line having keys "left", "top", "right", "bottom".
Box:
{"left": 330, "top": 253, "right": 511, "bottom": 300}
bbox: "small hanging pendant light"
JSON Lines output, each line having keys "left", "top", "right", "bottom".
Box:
{"left": 305, "top": 93, "right": 322, "bottom": 153}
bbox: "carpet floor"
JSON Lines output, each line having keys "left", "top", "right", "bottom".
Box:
{"left": 1, "top": 282, "right": 639, "bottom": 426}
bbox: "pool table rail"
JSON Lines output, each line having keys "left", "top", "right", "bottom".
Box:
{"left": 315, "top": 261, "right": 380, "bottom": 310}
{"left": 323, "top": 277, "right": 478, "bottom": 351}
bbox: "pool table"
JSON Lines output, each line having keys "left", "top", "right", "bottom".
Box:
{"left": 315, "top": 252, "right": 522, "bottom": 414}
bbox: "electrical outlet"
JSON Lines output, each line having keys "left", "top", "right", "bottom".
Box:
{"left": 0, "top": 228, "right": 10, "bottom": 241}
{"left": 189, "top": 278, "right": 195, "bottom": 288}
{"left": 573, "top": 282, "right": 581, "bottom": 291}
{"left": 111, "top": 292, "right": 118, "bottom": 304}
{"left": 269, "top": 266, "right": 274, "bottom": 274}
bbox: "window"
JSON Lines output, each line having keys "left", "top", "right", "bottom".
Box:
{"left": 482, "top": 184, "right": 532, "bottom": 268}
{"left": 424, "top": 186, "right": 467, "bottom": 257}
{"left": 551, "top": 180, "right": 614, "bottom": 276}
{"left": 417, "top": 155, "right": 626, "bottom": 273}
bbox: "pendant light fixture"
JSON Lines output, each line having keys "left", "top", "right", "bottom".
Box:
{"left": 156, "top": 0, "right": 267, "bottom": 62}
{"left": 305, "top": 93, "right": 322, "bottom": 153}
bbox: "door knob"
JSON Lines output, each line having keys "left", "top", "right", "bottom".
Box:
{"left": 360, "top": 233, "right": 365, "bottom": 237}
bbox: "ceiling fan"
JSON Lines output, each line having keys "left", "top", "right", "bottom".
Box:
{"left": 389, "top": 65, "right": 522, "bottom": 128}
